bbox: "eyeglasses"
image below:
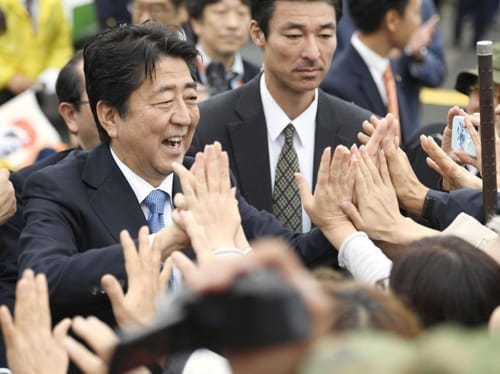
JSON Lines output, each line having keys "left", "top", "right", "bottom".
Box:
{"left": 128, "top": 2, "right": 173, "bottom": 17}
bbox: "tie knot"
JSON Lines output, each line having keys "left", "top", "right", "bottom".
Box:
{"left": 283, "top": 124, "right": 295, "bottom": 144}
{"left": 143, "top": 189, "right": 168, "bottom": 214}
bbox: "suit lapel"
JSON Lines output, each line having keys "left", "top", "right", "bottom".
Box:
{"left": 349, "top": 47, "right": 387, "bottom": 116}
{"left": 228, "top": 77, "right": 273, "bottom": 212}
{"left": 313, "top": 92, "right": 353, "bottom": 188}
{"left": 82, "top": 145, "right": 146, "bottom": 242}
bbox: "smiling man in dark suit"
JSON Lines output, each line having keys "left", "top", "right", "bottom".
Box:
{"left": 18, "top": 21, "right": 341, "bottom": 334}
{"left": 190, "top": 0, "right": 372, "bottom": 233}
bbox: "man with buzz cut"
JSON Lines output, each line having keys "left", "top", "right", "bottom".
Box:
{"left": 190, "top": 0, "right": 372, "bottom": 233}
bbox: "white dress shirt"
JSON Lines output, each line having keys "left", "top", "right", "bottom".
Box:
{"left": 260, "top": 73, "right": 317, "bottom": 232}
{"left": 351, "top": 33, "right": 391, "bottom": 105}
{"left": 110, "top": 147, "right": 174, "bottom": 223}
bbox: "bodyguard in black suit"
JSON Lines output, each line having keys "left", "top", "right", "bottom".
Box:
{"left": 190, "top": 0, "right": 372, "bottom": 228}
{"left": 191, "top": 75, "right": 371, "bottom": 213}
{"left": 18, "top": 21, "right": 337, "bottom": 331}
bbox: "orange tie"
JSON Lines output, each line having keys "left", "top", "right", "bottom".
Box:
{"left": 383, "top": 65, "right": 401, "bottom": 139}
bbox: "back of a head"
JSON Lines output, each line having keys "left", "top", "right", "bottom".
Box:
{"left": 348, "top": 0, "right": 409, "bottom": 34}
{"left": 83, "top": 20, "right": 199, "bottom": 145}
{"left": 56, "top": 50, "right": 85, "bottom": 110}
{"left": 250, "top": 0, "right": 343, "bottom": 38}
{"left": 320, "top": 279, "right": 421, "bottom": 338}
{"left": 390, "top": 236, "right": 500, "bottom": 328}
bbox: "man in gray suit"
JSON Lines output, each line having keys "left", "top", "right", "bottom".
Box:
{"left": 190, "top": 0, "right": 372, "bottom": 232}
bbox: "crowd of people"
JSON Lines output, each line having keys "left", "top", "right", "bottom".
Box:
{"left": 0, "top": 0, "right": 500, "bottom": 373}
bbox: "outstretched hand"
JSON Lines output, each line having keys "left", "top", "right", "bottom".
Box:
{"left": 172, "top": 142, "right": 244, "bottom": 253}
{"left": 340, "top": 146, "right": 405, "bottom": 242}
{"left": 0, "top": 270, "right": 71, "bottom": 374}
{"left": 296, "top": 145, "right": 357, "bottom": 249}
{"left": 421, "top": 134, "right": 482, "bottom": 190}
{"left": 0, "top": 168, "right": 16, "bottom": 225}
{"left": 101, "top": 226, "right": 172, "bottom": 327}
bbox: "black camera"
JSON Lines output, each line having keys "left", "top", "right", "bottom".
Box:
{"left": 109, "top": 268, "right": 311, "bottom": 373}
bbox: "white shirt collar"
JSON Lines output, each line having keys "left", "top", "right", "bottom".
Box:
{"left": 260, "top": 73, "right": 318, "bottom": 146}
{"left": 351, "top": 33, "right": 389, "bottom": 77}
{"left": 109, "top": 147, "right": 174, "bottom": 205}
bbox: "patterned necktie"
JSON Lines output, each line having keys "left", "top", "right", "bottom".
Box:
{"left": 272, "top": 124, "right": 302, "bottom": 232}
{"left": 206, "top": 61, "right": 228, "bottom": 96}
{"left": 383, "top": 64, "right": 401, "bottom": 139}
{"left": 143, "top": 189, "right": 168, "bottom": 233}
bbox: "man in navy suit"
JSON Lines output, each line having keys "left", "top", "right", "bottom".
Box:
{"left": 327, "top": 0, "right": 445, "bottom": 141}
{"left": 18, "top": 21, "right": 338, "bottom": 330}
{"left": 320, "top": 0, "right": 421, "bottom": 143}
{"left": 190, "top": 0, "right": 372, "bottom": 232}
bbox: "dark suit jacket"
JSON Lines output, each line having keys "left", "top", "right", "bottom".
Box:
{"left": 190, "top": 74, "right": 372, "bottom": 214}
{"left": 321, "top": 44, "right": 413, "bottom": 142}
{"left": 333, "top": 0, "right": 445, "bottom": 134}
{"left": 421, "top": 188, "right": 500, "bottom": 230}
{"left": 241, "top": 59, "right": 261, "bottom": 84}
{"left": 18, "top": 144, "right": 336, "bottom": 326}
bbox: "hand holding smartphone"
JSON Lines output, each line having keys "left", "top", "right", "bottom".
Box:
{"left": 451, "top": 115, "right": 477, "bottom": 157}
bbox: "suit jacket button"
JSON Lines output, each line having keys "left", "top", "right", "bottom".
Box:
{"left": 89, "top": 285, "right": 99, "bottom": 296}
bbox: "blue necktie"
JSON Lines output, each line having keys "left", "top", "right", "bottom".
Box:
{"left": 143, "top": 189, "right": 180, "bottom": 290}
{"left": 143, "top": 189, "right": 168, "bottom": 233}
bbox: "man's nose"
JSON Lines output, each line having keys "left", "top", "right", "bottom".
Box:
{"left": 301, "top": 35, "right": 321, "bottom": 60}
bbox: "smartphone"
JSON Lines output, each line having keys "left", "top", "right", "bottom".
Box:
{"left": 451, "top": 115, "right": 477, "bottom": 157}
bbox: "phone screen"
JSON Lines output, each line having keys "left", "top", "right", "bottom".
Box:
{"left": 451, "top": 115, "right": 477, "bottom": 157}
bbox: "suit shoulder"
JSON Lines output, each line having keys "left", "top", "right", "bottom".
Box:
{"left": 242, "top": 59, "right": 261, "bottom": 79}
{"left": 320, "top": 91, "right": 373, "bottom": 119}
{"left": 24, "top": 150, "right": 87, "bottom": 192}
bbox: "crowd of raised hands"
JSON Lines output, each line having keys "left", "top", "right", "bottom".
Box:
{"left": 3, "top": 106, "right": 500, "bottom": 373}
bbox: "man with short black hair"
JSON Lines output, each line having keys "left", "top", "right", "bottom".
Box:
{"left": 187, "top": 0, "right": 260, "bottom": 96}
{"left": 322, "top": 0, "right": 421, "bottom": 142}
{"left": 191, "top": 0, "right": 372, "bottom": 232}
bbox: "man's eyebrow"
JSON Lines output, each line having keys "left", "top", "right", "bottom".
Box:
{"left": 281, "top": 21, "right": 336, "bottom": 31}
{"left": 151, "top": 82, "right": 198, "bottom": 96}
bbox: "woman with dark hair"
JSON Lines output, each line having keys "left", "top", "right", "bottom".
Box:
{"left": 319, "top": 277, "right": 421, "bottom": 338}
{"left": 390, "top": 236, "right": 500, "bottom": 328}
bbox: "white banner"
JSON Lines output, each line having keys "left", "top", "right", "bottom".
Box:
{"left": 0, "top": 90, "right": 63, "bottom": 170}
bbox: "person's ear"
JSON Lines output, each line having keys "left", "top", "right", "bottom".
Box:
{"left": 384, "top": 9, "right": 401, "bottom": 33}
{"left": 249, "top": 20, "right": 265, "bottom": 48}
{"left": 58, "top": 102, "right": 79, "bottom": 135}
{"left": 189, "top": 17, "right": 202, "bottom": 38}
{"left": 96, "top": 101, "right": 119, "bottom": 139}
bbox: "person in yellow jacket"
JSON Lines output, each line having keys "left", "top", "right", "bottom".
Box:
{"left": 0, "top": 0, "right": 73, "bottom": 104}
